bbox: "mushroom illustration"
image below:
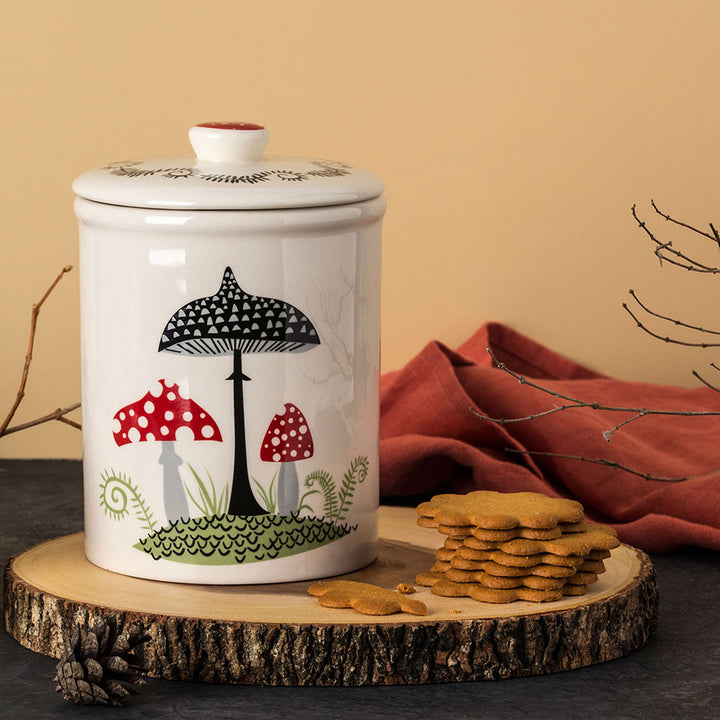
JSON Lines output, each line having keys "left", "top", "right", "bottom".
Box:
{"left": 260, "top": 403, "right": 315, "bottom": 515}
{"left": 113, "top": 379, "right": 222, "bottom": 523}
{"left": 158, "top": 267, "right": 320, "bottom": 516}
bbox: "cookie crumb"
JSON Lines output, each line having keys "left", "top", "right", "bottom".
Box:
{"left": 450, "top": 609, "right": 462, "bottom": 614}
{"left": 396, "top": 583, "right": 416, "bottom": 594}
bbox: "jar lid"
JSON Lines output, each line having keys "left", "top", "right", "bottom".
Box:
{"left": 72, "top": 122, "right": 384, "bottom": 210}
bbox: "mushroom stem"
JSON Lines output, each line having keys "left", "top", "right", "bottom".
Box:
{"left": 158, "top": 440, "right": 189, "bottom": 523}
{"left": 227, "top": 349, "right": 267, "bottom": 516}
{"left": 277, "top": 462, "right": 299, "bottom": 515}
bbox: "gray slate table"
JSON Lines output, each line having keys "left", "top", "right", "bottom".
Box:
{"left": 1, "top": 460, "right": 718, "bottom": 719}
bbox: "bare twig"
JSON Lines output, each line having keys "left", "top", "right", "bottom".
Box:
{"left": 631, "top": 203, "right": 720, "bottom": 273}
{"left": 3, "top": 403, "right": 82, "bottom": 435}
{"left": 506, "top": 448, "right": 715, "bottom": 483}
{"left": 628, "top": 288, "right": 720, "bottom": 337}
{"left": 692, "top": 369, "right": 720, "bottom": 393}
{"left": 0, "top": 265, "right": 81, "bottom": 438}
{"left": 474, "top": 347, "right": 720, "bottom": 430}
{"left": 650, "top": 199, "right": 718, "bottom": 243}
{"left": 623, "top": 303, "right": 720, "bottom": 348}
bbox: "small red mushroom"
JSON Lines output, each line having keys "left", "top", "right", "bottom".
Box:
{"left": 113, "top": 379, "right": 222, "bottom": 522}
{"left": 260, "top": 403, "right": 314, "bottom": 515}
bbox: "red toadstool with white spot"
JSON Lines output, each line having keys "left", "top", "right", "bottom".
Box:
{"left": 260, "top": 403, "right": 314, "bottom": 515}
{"left": 113, "top": 379, "right": 222, "bottom": 522}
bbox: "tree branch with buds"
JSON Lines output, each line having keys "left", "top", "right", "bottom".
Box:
{"left": 472, "top": 202, "right": 720, "bottom": 483}
{"left": 471, "top": 347, "right": 720, "bottom": 441}
{"left": 0, "top": 265, "right": 81, "bottom": 440}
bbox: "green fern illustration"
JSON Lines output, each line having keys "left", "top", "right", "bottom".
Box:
{"left": 300, "top": 469, "right": 338, "bottom": 517}
{"left": 335, "top": 456, "right": 369, "bottom": 522}
{"left": 99, "top": 469, "right": 157, "bottom": 533}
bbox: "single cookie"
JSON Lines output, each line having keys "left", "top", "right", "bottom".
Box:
{"left": 458, "top": 545, "right": 586, "bottom": 568}
{"left": 565, "top": 571, "right": 599, "bottom": 586}
{"left": 435, "top": 546, "right": 457, "bottom": 562}
{"left": 578, "top": 559, "right": 607, "bottom": 574}
{"left": 587, "top": 549, "right": 612, "bottom": 561}
{"left": 461, "top": 536, "right": 501, "bottom": 551}
{"left": 497, "top": 525, "right": 620, "bottom": 557}
{"left": 562, "top": 584, "right": 589, "bottom": 596}
{"left": 470, "top": 526, "right": 561, "bottom": 541}
{"left": 416, "top": 570, "right": 444, "bottom": 587}
{"left": 444, "top": 567, "right": 567, "bottom": 590}
{"left": 307, "top": 580, "right": 427, "bottom": 616}
{"left": 470, "top": 522, "right": 587, "bottom": 542}
{"left": 417, "top": 491, "right": 585, "bottom": 530}
{"left": 431, "top": 560, "right": 451, "bottom": 573}
{"left": 431, "top": 578, "right": 564, "bottom": 603}
{"left": 443, "top": 537, "right": 464, "bottom": 550}
{"left": 418, "top": 518, "right": 475, "bottom": 538}
{"left": 438, "top": 524, "right": 475, "bottom": 538}
{"left": 450, "top": 557, "right": 577, "bottom": 579}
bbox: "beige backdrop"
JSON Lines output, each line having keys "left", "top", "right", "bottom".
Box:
{"left": 2, "top": 0, "right": 720, "bottom": 459}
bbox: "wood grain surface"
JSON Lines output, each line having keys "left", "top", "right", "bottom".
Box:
{"left": 4, "top": 506, "right": 658, "bottom": 685}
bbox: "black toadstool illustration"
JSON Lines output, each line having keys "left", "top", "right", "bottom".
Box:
{"left": 113, "top": 379, "right": 222, "bottom": 523}
{"left": 158, "top": 267, "right": 320, "bottom": 516}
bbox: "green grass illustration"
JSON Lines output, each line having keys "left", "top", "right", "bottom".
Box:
{"left": 252, "top": 472, "right": 278, "bottom": 514}
{"left": 185, "top": 465, "right": 229, "bottom": 518}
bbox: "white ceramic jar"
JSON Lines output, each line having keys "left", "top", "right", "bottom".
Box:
{"left": 73, "top": 122, "right": 385, "bottom": 584}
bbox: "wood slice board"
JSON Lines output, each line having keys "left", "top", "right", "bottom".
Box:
{"left": 4, "top": 506, "right": 657, "bottom": 686}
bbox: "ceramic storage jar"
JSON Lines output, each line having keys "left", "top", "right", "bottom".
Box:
{"left": 73, "top": 122, "right": 385, "bottom": 584}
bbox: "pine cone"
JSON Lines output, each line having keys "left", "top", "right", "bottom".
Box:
{"left": 54, "top": 616, "right": 149, "bottom": 706}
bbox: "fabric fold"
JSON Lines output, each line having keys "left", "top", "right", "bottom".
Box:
{"left": 380, "top": 322, "right": 720, "bottom": 551}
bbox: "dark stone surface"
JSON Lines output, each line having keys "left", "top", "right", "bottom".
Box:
{"left": 1, "top": 459, "right": 718, "bottom": 719}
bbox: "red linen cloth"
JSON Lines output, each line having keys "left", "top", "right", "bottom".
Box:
{"left": 380, "top": 322, "right": 720, "bottom": 551}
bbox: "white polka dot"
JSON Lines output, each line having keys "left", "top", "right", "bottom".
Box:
{"left": 272, "top": 452, "right": 281, "bottom": 462}
{"left": 299, "top": 425, "right": 307, "bottom": 434}
{"left": 118, "top": 412, "right": 126, "bottom": 421}
{"left": 281, "top": 433, "right": 288, "bottom": 441}
{"left": 112, "top": 418, "right": 122, "bottom": 434}
{"left": 138, "top": 416, "right": 148, "bottom": 428}
{"left": 146, "top": 433, "right": 155, "bottom": 442}
{"left": 144, "top": 400, "right": 155, "bottom": 414}
{"left": 183, "top": 411, "right": 193, "bottom": 422}
{"left": 201, "top": 424, "right": 215, "bottom": 439}
{"left": 290, "top": 450, "right": 297, "bottom": 458}
{"left": 129, "top": 409, "right": 135, "bottom": 417}
{"left": 274, "top": 428, "right": 280, "bottom": 435}
{"left": 303, "top": 450, "right": 311, "bottom": 458}
{"left": 289, "top": 430, "right": 296, "bottom": 437}
{"left": 165, "top": 410, "right": 174, "bottom": 421}
{"left": 128, "top": 428, "right": 141, "bottom": 443}
{"left": 271, "top": 437, "right": 280, "bottom": 446}
{"left": 160, "top": 425, "right": 169, "bottom": 436}
{"left": 167, "top": 392, "right": 176, "bottom": 401}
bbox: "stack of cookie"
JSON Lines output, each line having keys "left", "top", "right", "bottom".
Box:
{"left": 416, "top": 491, "right": 620, "bottom": 603}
